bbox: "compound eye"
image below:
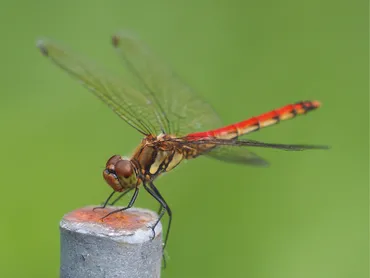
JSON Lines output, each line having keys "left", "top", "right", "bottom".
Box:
{"left": 115, "top": 160, "right": 134, "bottom": 178}
{"left": 106, "top": 155, "right": 122, "bottom": 167}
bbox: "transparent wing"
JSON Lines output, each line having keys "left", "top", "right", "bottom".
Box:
{"left": 111, "top": 31, "right": 222, "bottom": 136}
{"left": 179, "top": 137, "right": 328, "bottom": 166}
{"left": 38, "top": 39, "right": 179, "bottom": 135}
{"left": 185, "top": 137, "right": 329, "bottom": 150}
{"left": 204, "top": 145, "right": 270, "bottom": 167}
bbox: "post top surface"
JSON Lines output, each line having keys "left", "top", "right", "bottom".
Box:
{"left": 60, "top": 206, "right": 162, "bottom": 244}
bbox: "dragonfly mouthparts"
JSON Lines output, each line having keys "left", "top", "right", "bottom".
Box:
{"left": 105, "top": 168, "right": 115, "bottom": 175}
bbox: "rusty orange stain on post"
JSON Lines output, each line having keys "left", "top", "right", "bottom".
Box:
{"left": 63, "top": 206, "right": 150, "bottom": 230}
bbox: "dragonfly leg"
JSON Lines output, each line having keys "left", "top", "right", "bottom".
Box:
{"left": 101, "top": 187, "right": 139, "bottom": 219}
{"left": 157, "top": 204, "right": 163, "bottom": 215}
{"left": 92, "top": 190, "right": 115, "bottom": 211}
{"left": 143, "top": 182, "right": 171, "bottom": 268}
{"left": 143, "top": 182, "right": 172, "bottom": 250}
{"left": 109, "top": 188, "right": 134, "bottom": 206}
{"left": 149, "top": 182, "right": 172, "bottom": 250}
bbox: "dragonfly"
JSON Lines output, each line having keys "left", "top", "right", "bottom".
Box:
{"left": 37, "top": 32, "right": 327, "bottom": 251}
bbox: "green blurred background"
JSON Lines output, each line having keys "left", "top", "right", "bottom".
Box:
{"left": 0, "top": 0, "right": 367, "bottom": 277}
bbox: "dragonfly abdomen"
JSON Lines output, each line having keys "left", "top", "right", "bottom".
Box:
{"left": 187, "top": 101, "right": 321, "bottom": 140}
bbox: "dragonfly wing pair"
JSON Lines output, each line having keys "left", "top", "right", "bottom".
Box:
{"left": 38, "top": 32, "right": 326, "bottom": 168}
{"left": 37, "top": 32, "right": 221, "bottom": 136}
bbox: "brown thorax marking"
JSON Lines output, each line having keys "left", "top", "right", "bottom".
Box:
{"left": 130, "top": 133, "right": 204, "bottom": 181}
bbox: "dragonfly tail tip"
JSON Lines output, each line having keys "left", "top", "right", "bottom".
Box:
{"left": 312, "top": 100, "right": 321, "bottom": 108}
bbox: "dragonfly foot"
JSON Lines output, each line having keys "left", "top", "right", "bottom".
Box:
{"left": 148, "top": 224, "right": 156, "bottom": 241}
{"left": 92, "top": 205, "right": 106, "bottom": 212}
{"left": 100, "top": 208, "right": 124, "bottom": 220}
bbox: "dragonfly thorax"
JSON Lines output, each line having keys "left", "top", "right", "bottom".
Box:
{"left": 103, "top": 155, "right": 139, "bottom": 192}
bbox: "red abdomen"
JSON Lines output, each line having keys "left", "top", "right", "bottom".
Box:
{"left": 187, "top": 100, "right": 321, "bottom": 140}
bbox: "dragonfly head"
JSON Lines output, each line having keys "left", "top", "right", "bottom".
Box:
{"left": 103, "top": 155, "right": 138, "bottom": 192}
